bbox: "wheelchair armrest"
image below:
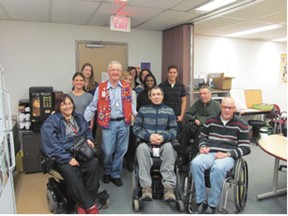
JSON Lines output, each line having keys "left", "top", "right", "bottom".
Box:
{"left": 39, "top": 149, "right": 56, "bottom": 174}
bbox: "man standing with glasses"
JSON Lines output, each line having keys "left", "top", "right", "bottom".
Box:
{"left": 190, "top": 97, "right": 250, "bottom": 214}
{"left": 85, "top": 61, "right": 136, "bottom": 187}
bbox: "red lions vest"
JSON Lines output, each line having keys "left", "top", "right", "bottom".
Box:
{"left": 97, "top": 80, "right": 132, "bottom": 128}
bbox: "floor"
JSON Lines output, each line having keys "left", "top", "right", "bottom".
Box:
{"left": 14, "top": 143, "right": 287, "bottom": 214}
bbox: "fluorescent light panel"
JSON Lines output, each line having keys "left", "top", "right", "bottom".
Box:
{"left": 195, "top": 0, "right": 238, "bottom": 12}
{"left": 272, "top": 38, "right": 287, "bottom": 42}
{"left": 226, "top": 24, "right": 282, "bottom": 37}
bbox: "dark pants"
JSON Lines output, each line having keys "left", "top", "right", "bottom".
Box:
{"left": 124, "top": 126, "right": 137, "bottom": 169}
{"left": 55, "top": 157, "right": 99, "bottom": 209}
{"left": 180, "top": 123, "right": 203, "bottom": 157}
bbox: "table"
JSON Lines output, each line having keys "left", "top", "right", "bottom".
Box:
{"left": 235, "top": 108, "right": 271, "bottom": 117}
{"left": 256, "top": 134, "right": 287, "bottom": 200}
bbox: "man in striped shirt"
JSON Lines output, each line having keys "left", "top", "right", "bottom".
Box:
{"left": 133, "top": 86, "right": 178, "bottom": 202}
{"left": 190, "top": 97, "right": 250, "bottom": 214}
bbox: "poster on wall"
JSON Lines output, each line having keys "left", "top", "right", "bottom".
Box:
{"left": 280, "top": 53, "right": 287, "bottom": 84}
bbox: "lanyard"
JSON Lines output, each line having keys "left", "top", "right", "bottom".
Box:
{"left": 66, "top": 119, "right": 78, "bottom": 135}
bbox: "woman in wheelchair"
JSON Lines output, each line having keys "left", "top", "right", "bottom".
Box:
{"left": 190, "top": 97, "right": 251, "bottom": 214}
{"left": 133, "top": 86, "right": 178, "bottom": 202}
{"left": 41, "top": 94, "right": 100, "bottom": 214}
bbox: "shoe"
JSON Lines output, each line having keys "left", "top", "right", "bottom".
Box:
{"left": 163, "top": 185, "right": 176, "bottom": 202}
{"left": 111, "top": 177, "right": 123, "bottom": 187}
{"left": 103, "top": 174, "right": 111, "bottom": 184}
{"left": 195, "top": 202, "right": 207, "bottom": 214}
{"left": 76, "top": 204, "right": 87, "bottom": 214}
{"left": 87, "top": 204, "right": 99, "bottom": 214}
{"left": 205, "top": 205, "right": 216, "bottom": 214}
{"left": 141, "top": 186, "right": 152, "bottom": 201}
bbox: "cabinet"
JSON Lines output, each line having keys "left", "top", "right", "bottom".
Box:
{"left": 192, "top": 89, "right": 230, "bottom": 103}
{"left": 19, "top": 130, "right": 43, "bottom": 173}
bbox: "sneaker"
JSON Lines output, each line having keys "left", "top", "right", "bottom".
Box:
{"left": 111, "top": 177, "right": 123, "bottom": 187}
{"left": 103, "top": 174, "right": 111, "bottom": 184}
{"left": 87, "top": 204, "right": 98, "bottom": 214}
{"left": 76, "top": 204, "right": 87, "bottom": 214}
{"left": 141, "top": 186, "right": 152, "bottom": 201}
{"left": 163, "top": 185, "right": 176, "bottom": 202}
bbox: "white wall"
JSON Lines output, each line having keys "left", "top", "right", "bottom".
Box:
{"left": 0, "top": 21, "right": 162, "bottom": 115}
{"left": 194, "top": 35, "right": 287, "bottom": 111}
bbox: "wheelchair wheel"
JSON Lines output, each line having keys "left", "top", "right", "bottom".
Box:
{"left": 175, "top": 200, "right": 185, "bottom": 212}
{"left": 132, "top": 199, "right": 141, "bottom": 212}
{"left": 46, "top": 189, "right": 59, "bottom": 213}
{"left": 233, "top": 159, "right": 248, "bottom": 212}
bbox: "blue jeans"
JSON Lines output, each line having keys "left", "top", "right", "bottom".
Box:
{"left": 101, "top": 120, "right": 129, "bottom": 178}
{"left": 190, "top": 152, "right": 235, "bottom": 207}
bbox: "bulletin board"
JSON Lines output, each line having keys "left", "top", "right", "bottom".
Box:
{"left": 244, "top": 89, "right": 262, "bottom": 108}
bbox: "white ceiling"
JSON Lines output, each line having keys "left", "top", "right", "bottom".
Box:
{"left": 0, "top": 0, "right": 286, "bottom": 41}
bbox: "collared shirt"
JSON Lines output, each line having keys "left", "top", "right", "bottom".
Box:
{"left": 84, "top": 80, "right": 136, "bottom": 122}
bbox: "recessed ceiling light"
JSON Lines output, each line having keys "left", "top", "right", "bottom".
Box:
{"left": 225, "top": 25, "right": 282, "bottom": 37}
{"left": 195, "top": 0, "right": 237, "bottom": 12}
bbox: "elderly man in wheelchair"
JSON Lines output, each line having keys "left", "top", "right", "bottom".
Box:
{"left": 133, "top": 86, "right": 178, "bottom": 203}
{"left": 190, "top": 97, "right": 250, "bottom": 214}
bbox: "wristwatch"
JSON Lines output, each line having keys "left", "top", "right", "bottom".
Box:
{"left": 226, "top": 152, "right": 231, "bottom": 157}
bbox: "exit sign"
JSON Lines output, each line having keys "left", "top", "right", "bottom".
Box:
{"left": 110, "top": 15, "right": 131, "bottom": 32}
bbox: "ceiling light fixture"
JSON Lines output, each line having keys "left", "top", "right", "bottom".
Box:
{"left": 225, "top": 24, "right": 282, "bottom": 37}
{"left": 272, "top": 38, "right": 287, "bottom": 42}
{"left": 195, "top": 0, "right": 238, "bottom": 12}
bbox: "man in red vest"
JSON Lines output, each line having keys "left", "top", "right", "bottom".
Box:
{"left": 85, "top": 61, "right": 136, "bottom": 187}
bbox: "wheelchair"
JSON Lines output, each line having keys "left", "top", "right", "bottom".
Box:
{"left": 40, "top": 151, "right": 109, "bottom": 214}
{"left": 182, "top": 157, "right": 249, "bottom": 214}
{"left": 131, "top": 140, "right": 185, "bottom": 212}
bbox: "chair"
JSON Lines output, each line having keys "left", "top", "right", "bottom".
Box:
{"left": 39, "top": 151, "right": 109, "bottom": 214}
{"left": 266, "top": 104, "right": 287, "bottom": 134}
{"left": 182, "top": 158, "right": 249, "bottom": 214}
{"left": 131, "top": 140, "right": 185, "bottom": 212}
{"left": 248, "top": 104, "right": 287, "bottom": 145}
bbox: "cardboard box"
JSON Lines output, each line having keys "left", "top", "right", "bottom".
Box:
{"left": 208, "top": 73, "right": 234, "bottom": 90}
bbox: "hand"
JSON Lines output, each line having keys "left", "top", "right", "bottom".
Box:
{"left": 215, "top": 152, "right": 229, "bottom": 159}
{"left": 199, "top": 146, "right": 210, "bottom": 154}
{"left": 150, "top": 134, "right": 163, "bottom": 145}
{"left": 69, "top": 157, "right": 79, "bottom": 166}
{"left": 87, "top": 139, "right": 95, "bottom": 148}
{"left": 194, "top": 119, "right": 201, "bottom": 125}
{"left": 177, "top": 115, "right": 183, "bottom": 122}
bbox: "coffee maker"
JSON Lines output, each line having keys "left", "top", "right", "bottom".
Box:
{"left": 29, "top": 87, "right": 54, "bottom": 132}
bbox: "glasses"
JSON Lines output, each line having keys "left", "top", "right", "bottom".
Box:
{"left": 61, "top": 103, "right": 73, "bottom": 108}
{"left": 221, "top": 106, "right": 235, "bottom": 110}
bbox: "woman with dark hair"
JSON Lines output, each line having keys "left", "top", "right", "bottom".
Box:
{"left": 41, "top": 94, "right": 99, "bottom": 214}
{"left": 136, "top": 73, "right": 157, "bottom": 111}
{"left": 80, "top": 63, "right": 99, "bottom": 139}
{"left": 134, "top": 68, "right": 152, "bottom": 95}
{"left": 69, "top": 72, "right": 93, "bottom": 115}
{"left": 81, "top": 63, "right": 99, "bottom": 95}
{"left": 127, "top": 66, "right": 140, "bottom": 88}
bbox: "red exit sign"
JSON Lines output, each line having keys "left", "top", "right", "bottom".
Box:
{"left": 110, "top": 15, "right": 131, "bottom": 32}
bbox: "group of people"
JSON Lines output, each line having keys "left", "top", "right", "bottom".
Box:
{"left": 40, "top": 60, "right": 251, "bottom": 214}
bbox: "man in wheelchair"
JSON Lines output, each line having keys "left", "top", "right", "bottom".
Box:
{"left": 133, "top": 86, "right": 178, "bottom": 202}
{"left": 179, "top": 85, "right": 221, "bottom": 165}
{"left": 190, "top": 97, "right": 250, "bottom": 214}
{"left": 41, "top": 94, "right": 102, "bottom": 214}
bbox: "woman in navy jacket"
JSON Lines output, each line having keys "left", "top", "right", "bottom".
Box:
{"left": 41, "top": 94, "right": 99, "bottom": 214}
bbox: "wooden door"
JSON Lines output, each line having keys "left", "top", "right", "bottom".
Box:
{"left": 77, "top": 41, "right": 128, "bottom": 83}
{"left": 76, "top": 41, "right": 128, "bottom": 145}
